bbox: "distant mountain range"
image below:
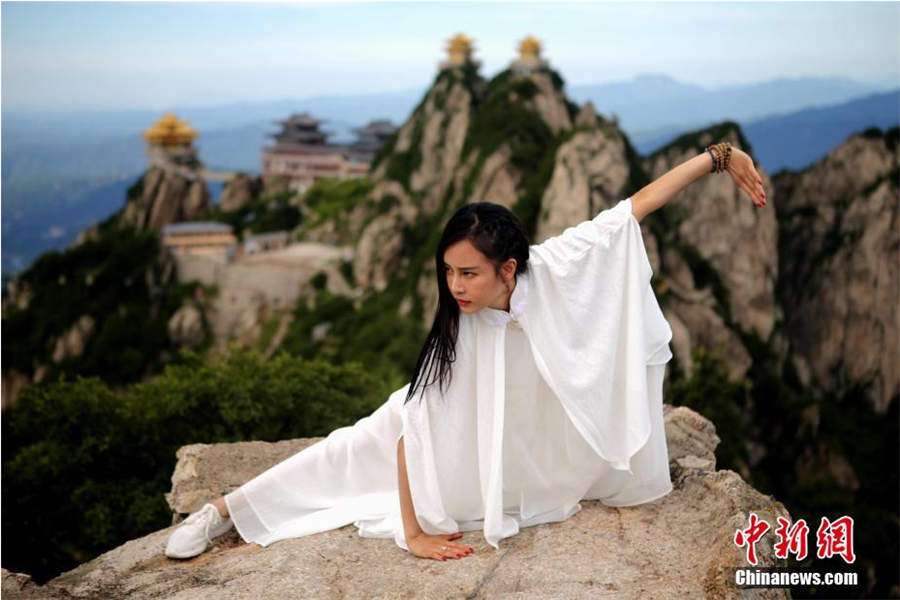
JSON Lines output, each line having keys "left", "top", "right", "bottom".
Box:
{"left": 3, "top": 73, "right": 897, "bottom": 278}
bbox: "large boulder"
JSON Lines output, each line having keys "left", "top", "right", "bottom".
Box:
{"left": 4, "top": 405, "right": 791, "bottom": 599}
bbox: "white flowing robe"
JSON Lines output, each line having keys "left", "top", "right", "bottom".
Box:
{"left": 224, "top": 196, "right": 674, "bottom": 551}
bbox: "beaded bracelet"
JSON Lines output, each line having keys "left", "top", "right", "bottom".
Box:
{"left": 706, "top": 142, "right": 733, "bottom": 173}
{"left": 720, "top": 143, "right": 732, "bottom": 172}
{"left": 719, "top": 142, "right": 732, "bottom": 172}
{"left": 706, "top": 146, "right": 718, "bottom": 173}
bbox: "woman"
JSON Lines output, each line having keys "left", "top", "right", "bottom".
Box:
{"left": 165, "top": 142, "right": 766, "bottom": 562}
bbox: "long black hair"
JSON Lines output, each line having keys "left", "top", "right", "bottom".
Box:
{"left": 403, "top": 202, "right": 530, "bottom": 406}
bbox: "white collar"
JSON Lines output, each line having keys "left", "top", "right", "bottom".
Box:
{"left": 477, "top": 270, "right": 529, "bottom": 328}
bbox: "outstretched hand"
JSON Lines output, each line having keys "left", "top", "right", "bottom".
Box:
{"left": 407, "top": 531, "right": 474, "bottom": 561}
{"left": 726, "top": 147, "right": 767, "bottom": 208}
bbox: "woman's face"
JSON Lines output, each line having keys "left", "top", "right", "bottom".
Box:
{"left": 443, "top": 239, "right": 516, "bottom": 313}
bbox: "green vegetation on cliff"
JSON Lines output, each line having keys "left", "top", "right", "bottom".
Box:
{"left": 281, "top": 285, "right": 421, "bottom": 395}
{"left": 374, "top": 63, "right": 486, "bottom": 192}
{"left": 191, "top": 189, "right": 302, "bottom": 238}
{"left": 459, "top": 67, "right": 562, "bottom": 237}
{"left": 2, "top": 223, "right": 200, "bottom": 386}
{"left": 1, "top": 348, "right": 388, "bottom": 584}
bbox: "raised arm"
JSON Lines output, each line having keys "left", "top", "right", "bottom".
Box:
{"left": 630, "top": 144, "right": 767, "bottom": 223}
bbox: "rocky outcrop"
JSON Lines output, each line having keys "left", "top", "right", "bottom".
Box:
{"left": 1, "top": 369, "right": 29, "bottom": 410}
{"left": 661, "top": 251, "right": 753, "bottom": 382}
{"left": 3, "top": 278, "right": 32, "bottom": 311}
{"left": 119, "top": 165, "right": 212, "bottom": 232}
{"left": 468, "top": 144, "right": 521, "bottom": 208}
{"left": 2, "top": 405, "right": 792, "bottom": 600}
{"left": 643, "top": 127, "right": 780, "bottom": 349}
{"left": 774, "top": 128, "right": 898, "bottom": 413}
{"left": 355, "top": 65, "right": 483, "bottom": 291}
{"left": 518, "top": 67, "right": 572, "bottom": 136}
{"left": 535, "top": 120, "right": 633, "bottom": 242}
{"left": 50, "top": 314, "right": 96, "bottom": 363}
{"left": 355, "top": 61, "right": 585, "bottom": 299}
{"left": 353, "top": 201, "right": 418, "bottom": 292}
{"left": 218, "top": 173, "right": 262, "bottom": 212}
{"left": 296, "top": 179, "right": 405, "bottom": 249}
{"left": 405, "top": 75, "right": 479, "bottom": 215}
{"left": 167, "top": 304, "right": 206, "bottom": 348}
{"left": 574, "top": 101, "right": 599, "bottom": 128}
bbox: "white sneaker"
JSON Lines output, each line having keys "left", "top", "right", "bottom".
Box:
{"left": 165, "top": 502, "right": 234, "bottom": 559}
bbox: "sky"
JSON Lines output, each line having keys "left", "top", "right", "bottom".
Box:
{"left": 2, "top": 1, "right": 898, "bottom": 111}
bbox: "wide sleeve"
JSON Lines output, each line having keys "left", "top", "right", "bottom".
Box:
{"left": 524, "top": 197, "right": 673, "bottom": 474}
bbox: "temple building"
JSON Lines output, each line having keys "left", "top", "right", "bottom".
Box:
{"left": 143, "top": 112, "right": 201, "bottom": 169}
{"left": 349, "top": 119, "right": 397, "bottom": 159}
{"left": 511, "top": 35, "right": 548, "bottom": 74}
{"left": 439, "top": 33, "right": 481, "bottom": 70}
{"left": 261, "top": 112, "right": 395, "bottom": 193}
{"left": 162, "top": 222, "right": 238, "bottom": 262}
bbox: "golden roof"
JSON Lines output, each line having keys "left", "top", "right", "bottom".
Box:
{"left": 518, "top": 36, "right": 542, "bottom": 59}
{"left": 445, "top": 33, "right": 474, "bottom": 62}
{"left": 143, "top": 112, "right": 198, "bottom": 145}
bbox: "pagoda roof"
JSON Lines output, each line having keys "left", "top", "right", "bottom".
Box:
{"left": 273, "top": 111, "right": 327, "bottom": 127}
{"left": 143, "top": 112, "right": 197, "bottom": 145}
{"left": 352, "top": 119, "right": 396, "bottom": 136}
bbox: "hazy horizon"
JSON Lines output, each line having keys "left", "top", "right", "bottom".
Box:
{"left": 3, "top": 1, "right": 898, "bottom": 112}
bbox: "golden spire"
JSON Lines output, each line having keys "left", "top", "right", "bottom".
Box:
{"left": 143, "top": 112, "right": 198, "bottom": 146}
{"left": 445, "top": 33, "right": 474, "bottom": 65}
{"left": 518, "top": 36, "right": 542, "bottom": 60}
